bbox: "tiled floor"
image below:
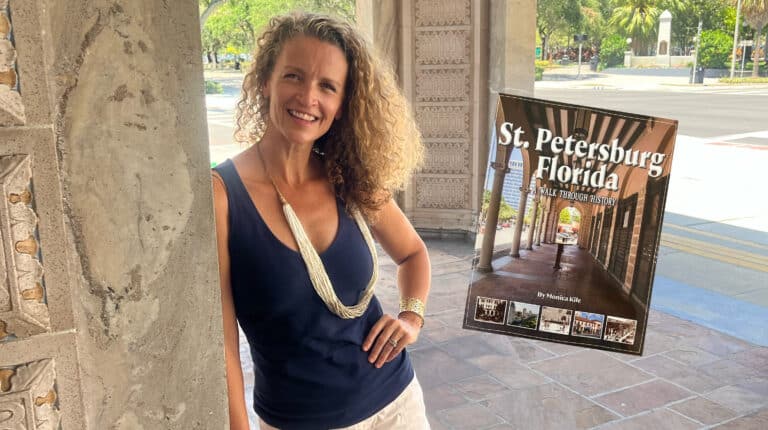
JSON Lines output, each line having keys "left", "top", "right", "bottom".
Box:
{"left": 241, "top": 238, "right": 768, "bottom": 429}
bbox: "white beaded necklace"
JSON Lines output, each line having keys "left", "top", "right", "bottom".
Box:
{"left": 257, "top": 144, "right": 378, "bottom": 319}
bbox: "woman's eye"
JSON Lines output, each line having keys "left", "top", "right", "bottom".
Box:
{"left": 321, "top": 83, "right": 337, "bottom": 92}
{"left": 284, "top": 73, "right": 299, "bottom": 80}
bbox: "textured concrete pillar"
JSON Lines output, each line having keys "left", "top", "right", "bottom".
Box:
{"left": 536, "top": 197, "right": 549, "bottom": 246}
{"left": 525, "top": 196, "right": 540, "bottom": 250}
{"left": 1, "top": 0, "right": 227, "bottom": 428}
{"left": 476, "top": 164, "right": 508, "bottom": 272}
{"left": 510, "top": 186, "right": 529, "bottom": 258}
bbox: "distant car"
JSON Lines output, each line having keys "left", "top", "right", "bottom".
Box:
{"left": 501, "top": 222, "right": 510, "bottom": 228}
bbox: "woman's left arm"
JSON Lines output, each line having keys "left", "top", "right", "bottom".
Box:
{"left": 363, "top": 199, "right": 431, "bottom": 368}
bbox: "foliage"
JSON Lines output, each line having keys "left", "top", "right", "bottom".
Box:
{"left": 535, "top": 64, "right": 545, "bottom": 81}
{"left": 480, "top": 190, "right": 517, "bottom": 223}
{"left": 581, "top": 0, "right": 613, "bottom": 43}
{"left": 742, "top": 0, "right": 768, "bottom": 76}
{"left": 205, "top": 80, "right": 224, "bottom": 94}
{"left": 699, "top": 29, "right": 733, "bottom": 68}
{"left": 661, "top": 0, "right": 732, "bottom": 54}
{"left": 200, "top": 0, "right": 355, "bottom": 62}
{"left": 600, "top": 34, "right": 628, "bottom": 67}
{"left": 559, "top": 209, "right": 572, "bottom": 224}
{"left": 608, "top": 0, "right": 662, "bottom": 54}
{"left": 537, "top": 0, "right": 584, "bottom": 59}
{"left": 498, "top": 201, "right": 516, "bottom": 222}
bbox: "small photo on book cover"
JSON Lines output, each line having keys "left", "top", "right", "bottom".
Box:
{"left": 507, "top": 301, "right": 540, "bottom": 330}
{"left": 462, "top": 93, "right": 678, "bottom": 355}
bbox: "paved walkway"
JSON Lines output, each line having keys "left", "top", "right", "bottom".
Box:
{"left": 239, "top": 239, "right": 768, "bottom": 429}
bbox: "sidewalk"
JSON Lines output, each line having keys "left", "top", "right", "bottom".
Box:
{"left": 241, "top": 239, "right": 768, "bottom": 429}
{"left": 537, "top": 65, "right": 768, "bottom": 92}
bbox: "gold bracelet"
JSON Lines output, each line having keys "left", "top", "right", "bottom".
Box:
{"left": 399, "top": 297, "right": 425, "bottom": 327}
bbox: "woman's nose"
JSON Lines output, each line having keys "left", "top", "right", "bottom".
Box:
{"left": 296, "top": 83, "right": 318, "bottom": 106}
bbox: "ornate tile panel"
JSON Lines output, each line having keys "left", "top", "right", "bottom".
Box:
{"left": 415, "top": 106, "right": 469, "bottom": 139}
{"left": 415, "top": 68, "right": 470, "bottom": 102}
{"left": 0, "top": 1, "right": 26, "bottom": 126}
{"left": 0, "top": 155, "right": 49, "bottom": 342}
{"left": 416, "top": 177, "right": 470, "bottom": 209}
{"left": 0, "top": 359, "right": 61, "bottom": 430}
{"left": 415, "top": 0, "right": 470, "bottom": 26}
{"left": 423, "top": 142, "right": 469, "bottom": 174}
{"left": 414, "top": 30, "right": 470, "bottom": 65}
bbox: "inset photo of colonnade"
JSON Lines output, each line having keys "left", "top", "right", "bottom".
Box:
{"left": 463, "top": 94, "right": 678, "bottom": 354}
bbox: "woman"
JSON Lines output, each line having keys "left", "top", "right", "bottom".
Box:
{"left": 212, "top": 12, "right": 431, "bottom": 430}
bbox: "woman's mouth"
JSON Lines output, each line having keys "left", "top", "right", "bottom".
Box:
{"left": 288, "top": 109, "right": 318, "bottom": 122}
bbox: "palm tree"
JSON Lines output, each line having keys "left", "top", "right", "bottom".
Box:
{"left": 742, "top": 0, "right": 768, "bottom": 76}
{"left": 609, "top": 0, "right": 663, "bottom": 55}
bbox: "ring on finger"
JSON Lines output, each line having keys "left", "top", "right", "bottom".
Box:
{"left": 388, "top": 338, "right": 398, "bottom": 348}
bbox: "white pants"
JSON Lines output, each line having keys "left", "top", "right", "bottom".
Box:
{"left": 259, "top": 377, "right": 431, "bottom": 430}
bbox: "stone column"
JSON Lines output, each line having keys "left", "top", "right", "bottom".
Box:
{"left": 477, "top": 160, "right": 509, "bottom": 272}
{"left": 656, "top": 10, "right": 672, "bottom": 67}
{"left": 540, "top": 198, "right": 552, "bottom": 244}
{"left": 1, "top": 1, "right": 227, "bottom": 428}
{"left": 525, "top": 195, "right": 540, "bottom": 250}
{"left": 509, "top": 184, "right": 529, "bottom": 258}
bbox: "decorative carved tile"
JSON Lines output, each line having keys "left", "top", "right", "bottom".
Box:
{"left": 423, "top": 142, "right": 469, "bottom": 174}
{"left": 415, "top": 68, "right": 469, "bottom": 102}
{"left": 0, "top": 359, "right": 61, "bottom": 430}
{"left": 415, "top": 106, "right": 469, "bottom": 139}
{"left": 415, "top": 30, "right": 470, "bottom": 65}
{"left": 0, "top": 1, "right": 25, "bottom": 126}
{"left": 416, "top": 177, "right": 469, "bottom": 209}
{"left": 0, "top": 155, "right": 49, "bottom": 342}
{"left": 414, "top": 0, "right": 470, "bottom": 26}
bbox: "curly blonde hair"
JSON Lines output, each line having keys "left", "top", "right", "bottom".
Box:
{"left": 235, "top": 12, "right": 423, "bottom": 221}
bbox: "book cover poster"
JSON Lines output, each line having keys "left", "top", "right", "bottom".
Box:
{"left": 463, "top": 93, "right": 677, "bottom": 355}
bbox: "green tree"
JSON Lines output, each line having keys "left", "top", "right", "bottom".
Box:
{"left": 537, "top": 0, "right": 584, "bottom": 59}
{"left": 201, "top": 0, "right": 355, "bottom": 65}
{"left": 481, "top": 190, "right": 517, "bottom": 223}
{"left": 600, "top": 34, "right": 629, "bottom": 67}
{"left": 699, "top": 29, "right": 733, "bottom": 68}
{"left": 559, "top": 209, "right": 572, "bottom": 224}
{"left": 200, "top": 0, "right": 228, "bottom": 27}
{"left": 582, "top": 0, "right": 613, "bottom": 45}
{"left": 660, "top": 0, "right": 731, "bottom": 55}
{"left": 609, "top": 0, "right": 662, "bottom": 55}
{"left": 742, "top": 0, "right": 768, "bottom": 76}
{"left": 498, "top": 201, "right": 516, "bottom": 222}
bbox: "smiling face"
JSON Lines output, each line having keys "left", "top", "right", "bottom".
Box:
{"left": 262, "top": 36, "right": 348, "bottom": 147}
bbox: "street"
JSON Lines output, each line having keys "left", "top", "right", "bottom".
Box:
{"left": 534, "top": 87, "right": 768, "bottom": 140}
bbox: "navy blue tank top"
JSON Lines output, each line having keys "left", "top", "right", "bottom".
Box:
{"left": 215, "top": 160, "right": 414, "bottom": 429}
